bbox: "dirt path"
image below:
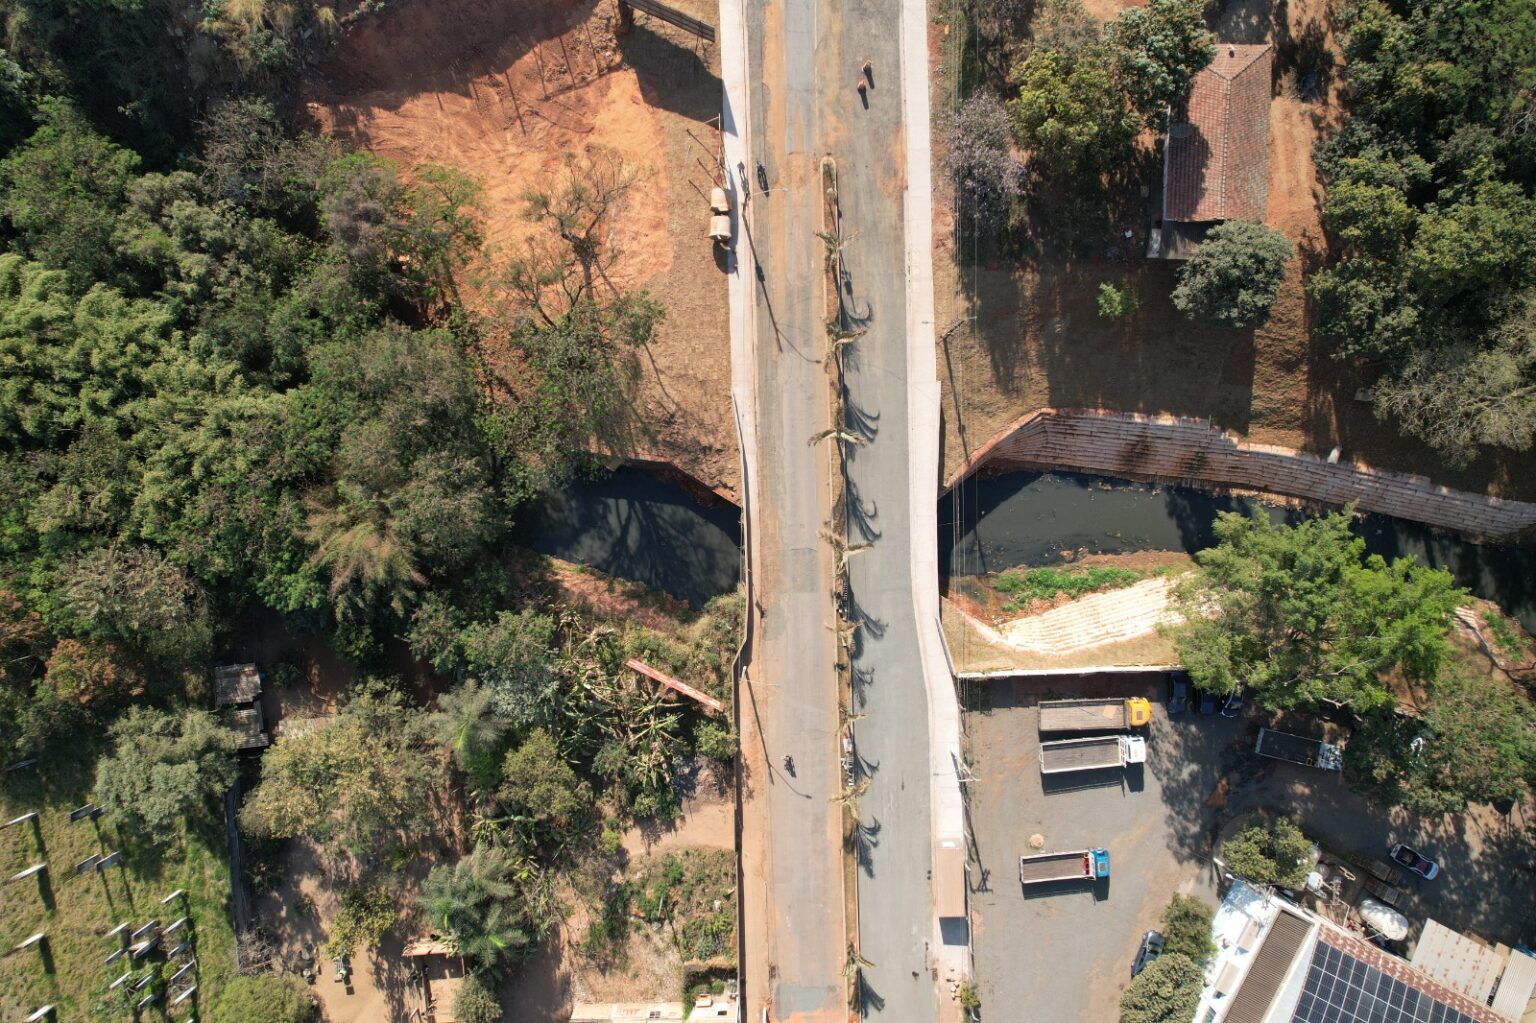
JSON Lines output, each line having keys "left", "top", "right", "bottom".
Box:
{"left": 994, "top": 575, "right": 1184, "bottom": 653}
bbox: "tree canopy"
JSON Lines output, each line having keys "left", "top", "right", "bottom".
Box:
{"left": 1119, "top": 953, "right": 1205, "bottom": 1023}
{"left": 1171, "top": 221, "right": 1294, "bottom": 329}
{"left": 94, "top": 706, "right": 236, "bottom": 845}
{"left": 1346, "top": 670, "right": 1536, "bottom": 815}
{"left": 1221, "top": 816, "right": 1313, "bottom": 889}
{"left": 1171, "top": 509, "right": 1463, "bottom": 712}
{"left": 1311, "top": 0, "right": 1536, "bottom": 464}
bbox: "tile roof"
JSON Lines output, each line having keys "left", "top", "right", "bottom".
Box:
{"left": 1287, "top": 927, "right": 1510, "bottom": 1023}
{"left": 1164, "top": 43, "right": 1272, "bottom": 223}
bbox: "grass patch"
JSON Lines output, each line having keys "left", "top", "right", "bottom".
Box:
{"left": 1482, "top": 611, "right": 1531, "bottom": 662}
{"left": 993, "top": 564, "right": 1144, "bottom": 610}
{"left": 0, "top": 745, "right": 236, "bottom": 1021}
{"left": 631, "top": 848, "right": 736, "bottom": 964}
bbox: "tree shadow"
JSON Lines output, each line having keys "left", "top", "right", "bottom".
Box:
{"left": 620, "top": 23, "right": 723, "bottom": 124}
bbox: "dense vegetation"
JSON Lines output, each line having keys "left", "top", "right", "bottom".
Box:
{"left": 0, "top": 6, "right": 741, "bottom": 1009}
{"left": 1118, "top": 953, "right": 1204, "bottom": 1023}
{"left": 1172, "top": 510, "right": 1536, "bottom": 815}
{"left": 1313, "top": 0, "right": 1536, "bottom": 464}
{"left": 1220, "top": 816, "right": 1314, "bottom": 889}
{"left": 947, "top": 0, "right": 1212, "bottom": 251}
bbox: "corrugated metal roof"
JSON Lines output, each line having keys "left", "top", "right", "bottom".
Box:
{"left": 1412, "top": 920, "right": 1507, "bottom": 1005}
{"left": 1493, "top": 950, "right": 1536, "bottom": 1020}
{"left": 1225, "top": 910, "right": 1313, "bottom": 1023}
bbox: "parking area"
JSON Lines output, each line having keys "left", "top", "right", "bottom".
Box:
{"left": 963, "top": 673, "right": 1536, "bottom": 1022}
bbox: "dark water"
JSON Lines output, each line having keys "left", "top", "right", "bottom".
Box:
{"left": 940, "top": 471, "right": 1536, "bottom": 632}
{"left": 513, "top": 467, "right": 743, "bottom": 609}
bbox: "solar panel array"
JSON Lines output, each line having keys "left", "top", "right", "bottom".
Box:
{"left": 1291, "top": 942, "right": 1478, "bottom": 1023}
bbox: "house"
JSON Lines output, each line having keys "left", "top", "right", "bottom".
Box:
{"left": 1154, "top": 43, "right": 1273, "bottom": 259}
{"left": 213, "top": 663, "right": 269, "bottom": 749}
{"left": 1193, "top": 881, "right": 1534, "bottom": 1023}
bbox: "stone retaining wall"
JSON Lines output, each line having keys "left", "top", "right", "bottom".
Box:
{"left": 945, "top": 409, "right": 1536, "bottom": 542}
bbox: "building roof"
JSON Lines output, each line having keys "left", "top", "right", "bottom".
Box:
{"left": 1410, "top": 920, "right": 1506, "bottom": 1005}
{"left": 1491, "top": 949, "right": 1536, "bottom": 1020}
{"left": 213, "top": 664, "right": 262, "bottom": 706}
{"left": 1226, "top": 909, "right": 1314, "bottom": 1023}
{"left": 1164, "top": 43, "right": 1273, "bottom": 223}
{"left": 229, "top": 705, "right": 269, "bottom": 750}
{"left": 1298, "top": 928, "right": 1508, "bottom": 1023}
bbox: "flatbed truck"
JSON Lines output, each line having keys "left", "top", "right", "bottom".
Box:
{"left": 1254, "top": 727, "right": 1343, "bottom": 770}
{"left": 1039, "top": 735, "right": 1147, "bottom": 774}
{"left": 1018, "top": 848, "right": 1111, "bottom": 885}
{"left": 1038, "top": 697, "right": 1152, "bottom": 734}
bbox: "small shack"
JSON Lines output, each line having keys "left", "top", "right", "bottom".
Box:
{"left": 1154, "top": 43, "right": 1273, "bottom": 258}
{"left": 213, "top": 663, "right": 268, "bottom": 749}
{"left": 403, "top": 938, "right": 467, "bottom": 1023}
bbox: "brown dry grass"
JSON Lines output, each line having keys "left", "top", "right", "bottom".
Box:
{"left": 942, "top": 597, "right": 1179, "bottom": 672}
{"left": 304, "top": 0, "right": 738, "bottom": 493}
{"left": 931, "top": 0, "right": 1536, "bottom": 500}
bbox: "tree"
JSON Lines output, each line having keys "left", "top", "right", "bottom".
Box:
{"left": 239, "top": 685, "right": 446, "bottom": 859}
{"left": 1119, "top": 952, "right": 1204, "bottom": 1023}
{"left": 1371, "top": 293, "right": 1536, "bottom": 466}
{"left": 214, "top": 974, "right": 317, "bottom": 1023}
{"left": 433, "top": 680, "right": 509, "bottom": 772}
{"left": 1171, "top": 221, "right": 1294, "bottom": 328}
{"left": 940, "top": 93, "right": 1024, "bottom": 229}
{"left": 328, "top": 881, "right": 396, "bottom": 958}
{"left": 1170, "top": 509, "right": 1463, "bottom": 712}
{"left": 422, "top": 843, "right": 554, "bottom": 972}
{"left": 499, "top": 729, "right": 592, "bottom": 840}
{"left": 1009, "top": 45, "right": 1140, "bottom": 179}
{"left": 1160, "top": 893, "right": 1215, "bottom": 962}
{"left": 454, "top": 973, "right": 503, "bottom": 1023}
{"left": 0, "top": 101, "right": 139, "bottom": 288}
{"left": 461, "top": 610, "right": 560, "bottom": 728}
{"left": 1108, "top": 0, "right": 1214, "bottom": 119}
{"left": 95, "top": 707, "right": 237, "bottom": 845}
{"left": 55, "top": 545, "right": 212, "bottom": 665}
{"left": 1346, "top": 671, "right": 1536, "bottom": 814}
{"left": 1221, "top": 816, "right": 1313, "bottom": 888}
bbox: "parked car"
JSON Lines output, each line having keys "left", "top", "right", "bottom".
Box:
{"left": 1168, "top": 675, "right": 1190, "bottom": 715}
{"left": 1389, "top": 843, "right": 1441, "bottom": 880}
{"left": 1132, "top": 930, "right": 1165, "bottom": 976}
{"left": 1221, "top": 688, "right": 1245, "bottom": 719}
{"left": 1197, "top": 689, "right": 1218, "bottom": 715}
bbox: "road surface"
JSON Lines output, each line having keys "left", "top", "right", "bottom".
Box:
{"left": 725, "top": 0, "right": 951, "bottom": 1018}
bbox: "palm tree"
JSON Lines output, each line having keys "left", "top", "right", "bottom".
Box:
{"left": 432, "top": 681, "right": 507, "bottom": 770}
{"left": 304, "top": 494, "right": 425, "bottom": 617}
{"left": 422, "top": 845, "right": 539, "bottom": 971}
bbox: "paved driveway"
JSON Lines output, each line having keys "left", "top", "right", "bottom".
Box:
{"left": 965, "top": 673, "right": 1536, "bottom": 1022}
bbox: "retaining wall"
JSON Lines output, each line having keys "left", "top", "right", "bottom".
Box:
{"left": 945, "top": 409, "right": 1536, "bottom": 542}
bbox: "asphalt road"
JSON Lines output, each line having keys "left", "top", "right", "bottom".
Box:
{"left": 737, "top": 0, "right": 848, "bottom": 1016}
{"left": 737, "top": 0, "right": 939, "bottom": 1018}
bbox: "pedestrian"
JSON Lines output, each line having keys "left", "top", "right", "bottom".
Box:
{"left": 862, "top": 60, "right": 873, "bottom": 79}
{"left": 856, "top": 79, "right": 867, "bottom": 96}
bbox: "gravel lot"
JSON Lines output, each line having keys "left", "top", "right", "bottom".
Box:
{"left": 962, "top": 672, "right": 1536, "bottom": 1022}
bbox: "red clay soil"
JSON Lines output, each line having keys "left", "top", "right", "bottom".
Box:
{"left": 304, "top": 0, "right": 739, "bottom": 493}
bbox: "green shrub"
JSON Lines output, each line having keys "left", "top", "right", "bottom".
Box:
{"left": 454, "top": 973, "right": 503, "bottom": 1023}
{"left": 1161, "top": 893, "right": 1216, "bottom": 962}
{"left": 215, "top": 974, "right": 317, "bottom": 1023}
{"left": 993, "top": 564, "right": 1142, "bottom": 609}
{"left": 1096, "top": 282, "right": 1140, "bottom": 318}
{"left": 694, "top": 721, "right": 738, "bottom": 763}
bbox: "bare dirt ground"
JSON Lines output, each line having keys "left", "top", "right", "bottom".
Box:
{"left": 304, "top": 0, "right": 738, "bottom": 493}
{"left": 253, "top": 840, "right": 412, "bottom": 1023}
{"left": 930, "top": 0, "right": 1536, "bottom": 500}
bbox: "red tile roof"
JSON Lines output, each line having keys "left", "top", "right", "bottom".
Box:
{"left": 1164, "top": 43, "right": 1272, "bottom": 223}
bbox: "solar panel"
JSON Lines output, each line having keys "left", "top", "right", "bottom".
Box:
{"left": 1290, "top": 943, "right": 1478, "bottom": 1023}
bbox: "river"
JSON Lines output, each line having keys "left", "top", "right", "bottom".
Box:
{"left": 940, "top": 471, "right": 1536, "bottom": 633}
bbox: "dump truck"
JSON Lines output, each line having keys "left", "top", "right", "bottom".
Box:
{"left": 1254, "top": 727, "right": 1343, "bottom": 770}
{"left": 1039, "top": 735, "right": 1147, "bottom": 774}
{"left": 1018, "top": 848, "right": 1111, "bottom": 885}
{"left": 1038, "top": 697, "right": 1152, "bottom": 734}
